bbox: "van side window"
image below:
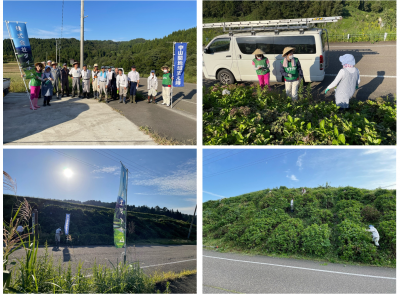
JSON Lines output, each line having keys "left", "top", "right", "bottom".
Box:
{"left": 237, "top": 37, "right": 274, "bottom": 55}
{"left": 208, "top": 38, "right": 231, "bottom": 53}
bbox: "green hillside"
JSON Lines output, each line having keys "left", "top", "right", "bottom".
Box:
{"left": 203, "top": 186, "right": 395, "bottom": 266}
{"left": 4, "top": 194, "right": 196, "bottom": 246}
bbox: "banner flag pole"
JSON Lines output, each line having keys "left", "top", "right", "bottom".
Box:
{"left": 187, "top": 205, "right": 197, "bottom": 239}
{"left": 171, "top": 42, "right": 175, "bottom": 109}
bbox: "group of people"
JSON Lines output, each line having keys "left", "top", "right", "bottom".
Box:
{"left": 252, "top": 47, "right": 360, "bottom": 109}
{"left": 23, "top": 60, "right": 174, "bottom": 110}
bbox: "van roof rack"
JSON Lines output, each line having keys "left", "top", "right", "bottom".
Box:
{"left": 203, "top": 16, "right": 342, "bottom": 35}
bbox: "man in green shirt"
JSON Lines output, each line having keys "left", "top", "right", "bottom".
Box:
{"left": 280, "top": 47, "right": 304, "bottom": 101}
{"left": 161, "top": 65, "right": 173, "bottom": 106}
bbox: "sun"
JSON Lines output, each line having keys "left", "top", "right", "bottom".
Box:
{"left": 63, "top": 168, "right": 73, "bottom": 178}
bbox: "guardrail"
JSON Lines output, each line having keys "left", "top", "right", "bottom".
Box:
{"left": 329, "top": 33, "right": 396, "bottom": 42}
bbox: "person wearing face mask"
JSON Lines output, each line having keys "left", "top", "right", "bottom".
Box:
{"left": 128, "top": 65, "right": 140, "bottom": 104}
{"left": 252, "top": 49, "right": 271, "bottom": 90}
{"left": 280, "top": 47, "right": 303, "bottom": 101}
{"left": 147, "top": 70, "right": 158, "bottom": 104}
{"left": 324, "top": 54, "right": 360, "bottom": 110}
{"left": 41, "top": 65, "right": 55, "bottom": 106}
{"left": 161, "top": 65, "right": 173, "bottom": 106}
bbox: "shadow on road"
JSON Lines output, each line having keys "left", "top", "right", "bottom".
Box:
{"left": 356, "top": 70, "right": 385, "bottom": 102}
{"left": 173, "top": 89, "right": 196, "bottom": 103}
{"left": 63, "top": 247, "right": 71, "bottom": 262}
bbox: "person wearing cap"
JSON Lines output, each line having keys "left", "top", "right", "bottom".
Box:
{"left": 366, "top": 225, "right": 380, "bottom": 247}
{"left": 81, "top": 64, "right": 91, "bottom": 99}
{"left": 161, "top": 65, "right": 173, "bottom": 106}
{"left": 128, "top": 65, "right": 140, "bottom": 104}
{"left": 147, "top": 70, "right": 158, "bottom": 104}
{"left": 47, "top": 60, "right": 52, "bottom": 68}
{"left": 41, "top": 65, "right": 55, "bottom": 106}
{"left": 97, "top": 66, "right": 109, "bottom": 102}
{"left": 280, "top": 47, "right": 303, "bottom": 101}
{"left": 252, "top": 49, "right": 271, "bottom": 90}
{"left": 324, "top": 54, "right": 360, "bottom": 110}
{"left": 69, "top": 61, "right": 82, "bottom": 98}
{"left": 60, "top": 63, "right": 70, "bottom": 97}
{"left": 92, "top": 64, "right": 100, "bottom": 99}
{"left": 106, "top": 67, "right": 115, "bottom": 99}
{"left": 22, "top": 62, "right": 44, "bottom": 110}
{"left": 113, "top": 67, "right": 119, "bottom": 100}
{"left": 116, "top": 68, "right": 129, "bottom": 104}
{"left": 51, "top": 62, "right": 61, "bottom": 99}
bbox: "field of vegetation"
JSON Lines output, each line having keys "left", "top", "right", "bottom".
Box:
{"left": 203, "top": 186, "right": 396, "bottom": 267}
{"left": 3, "top": 195, "right": 196, "bottom": 247}
{"left": 203, "top": 82, "right": 396, "bottom": 145}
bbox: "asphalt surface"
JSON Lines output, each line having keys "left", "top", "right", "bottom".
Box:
{"left": 9, "top": 245, "right": 196, "bottom": 276}
{"left": 203, "top": 250, "right": 396, "bottom": 293}
{"left": 106, "top": 78, "right": 197, "bottom": 144}
{"left": 203, "top": 41, "right": 396, "bottom": 102}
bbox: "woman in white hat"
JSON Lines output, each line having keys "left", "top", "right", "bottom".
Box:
{"left": 41, "top": 65, "right": 54, "bottom": 106}
{"left": 280, "top": 47, "right": 303, "bottom": 101}
{"left": 324, "top": 54, "right": 360, "bottom": 110}
{"left": 252, "top": 49, "right": 271, "bottom": 90}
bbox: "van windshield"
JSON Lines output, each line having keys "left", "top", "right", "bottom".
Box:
{"left": 236, "top": 36, "right": 316, "bottom": 55}
{"left": 208, "top": 38, "right": 231, "bottom": 53}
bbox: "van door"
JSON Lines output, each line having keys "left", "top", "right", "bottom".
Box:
{"left": 203, "top": 37, "right": 232, "bottom": 79}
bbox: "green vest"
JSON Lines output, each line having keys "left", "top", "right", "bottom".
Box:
{"left": 30, "top": 72, "right": 42, "bottom": 87}
{"left": 162, "top": 73, "right": 172, "bottom": 86}
{"left": 253, "top": 58, "right": 269, "bottom": 75}
{"left": 281, "top": 57, "right": 299, "bottom": 81}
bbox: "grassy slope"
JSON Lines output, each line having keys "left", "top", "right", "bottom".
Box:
{"left": 203, "top": 186, "right": 395, "bottom": 267}
{"left": 4, "top": 194, "right": 196, "bottom": 246}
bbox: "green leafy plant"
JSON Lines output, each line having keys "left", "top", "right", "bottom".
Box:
{"left": 301, "top": 224, "right": 331, "bottom": 257}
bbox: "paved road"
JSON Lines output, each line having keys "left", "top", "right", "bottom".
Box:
{"left": 203, "top": 41, "right": 396, "bottom": 101}
{"left": 203, "top": 250, "right": 396, "bottom": 293}
{"left": 9, "top": 245, "right": 196, "bottom": 275}
{"left": 106, "top": 79, "right": 197, "bottom": 144}
{"left": 3, "top": 93, "right": 155, "bottom": 145}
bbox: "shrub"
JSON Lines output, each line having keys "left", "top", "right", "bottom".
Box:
{"left": 374, "top": 194, "right": 396, "bottom": 212}
{"left": 302, "top": 224, "right": 331, "bottom": 257}
{"left": 361, "top": 205, "right": 381, "bottom": 222}
{"left": 335, "top": 200, "right": 363, "bottom": 212}
{"left": 338, "top": 207, "right": 362, "bottom": 223}
{"left": 259, "top": 194, "right": 289, "bottom": 210}
{"left": 309, "top": 209, "right": 333, "bottom": 225}
{"left": 267, "top": 218, "right": 304, "bottom": 253}
{"left": 378, "top": 220, "right": 396, "bottom": 256}
{"left": 337, "top": 187, "right": 363, "bottom": 201}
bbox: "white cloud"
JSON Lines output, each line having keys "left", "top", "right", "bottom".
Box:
{"left": 287, "top": 174, "right": 299, "bottom": 181}
{"left": 203, "top": 191, "right": 225, "bottom": 199}
{"left": 296, "top": 152, "right": 306, "bottom": 170}
{"left": 92, "top": 165, "right": 120, "bottom": 174}
{"left": 361, "top": 149, "right": 383, "bottom": 155}
{"left": 184, "top": 197, "right": 197, "bottom": 202}
{"left": 92, "top": 176, "right": 104, "bottom": 179}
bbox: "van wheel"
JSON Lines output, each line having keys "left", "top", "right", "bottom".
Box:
{"left": 218, "top": 70, "right": 234, "bottom": 85}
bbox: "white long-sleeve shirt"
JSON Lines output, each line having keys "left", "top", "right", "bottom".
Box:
{"left": 106, "top": 71, "right": 114, "bottom": 81}
{"left": 92, "top": 70, "right": 100, "bottom": 79}
{"left": 116, "top": 74, "right": 129, "bottom": 87}
{"left": 290, "top": 199, "right": 294, "bottom": 207}
{"left": 367, "top": 227, "right": 379, "bottom": 239}
{"left": 98, "top": 71, "right": 109, "bottom": 83}
{"left": 128, "top": 71, "right": 140, "bottom": 82}
{"left": 81, "top": 69, "right": 91, "bottom": 80}
{"left": 69, "top": 68, "right": 82, "bottom": 78}
{"left": 327, "top": 68, "right": 360, "bottom": 90}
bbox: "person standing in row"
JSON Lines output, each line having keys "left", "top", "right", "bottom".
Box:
{"left": 98, "top": 66, "right": 109, "bottom": 102}
{"left": 280, "top": 47, "right": 303, "bottom": 101}
{"left": 51, "top": 62, "right": 61, "bottom": 99}
{"left": 116, "top": 69, "right": 129, "bottom": 104}
{"left": 113, "top": 67, "right": 119, "bottom": 100}
{"left": 69, "top": 61, "right": 82, "bottom": 98}
{"left": 60, "top": 63, "right": 70, "bottom": 97}
{"left": 252, "top": 49, "right": 271, "bottom": 90}
{"left": 147, "top": 70, "right": 158, "bottom": 104}
{"left": 92, "top": 64, "right": 100, "bottom": 100}
{"left": 106, "top": 67, "right": 114, "bottom": 99}
{"left": 81, "top": 64, "right": 91, "bottom": 99}
{"left": 42, "top": 65, "right": 54, "bottom": 106}
{"left": 22, "top": 62, "right": 44, "bottom": 110}
{"left": 161, "top": 65, "right": 173, "bottom": 106}
{"left": 128, "top": 65, "right": 140, "bottom": 104}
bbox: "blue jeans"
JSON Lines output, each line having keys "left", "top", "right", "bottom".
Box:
{"left": 130, "top": 82, "right": 137, "bottom": 95}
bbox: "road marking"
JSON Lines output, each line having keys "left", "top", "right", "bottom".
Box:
{"left": 204, "top": 255, "right": 396, "bottom": 280}
{"left": 325, "top": 74, "right": 396, "bottom": 78}
{"left": 141, "top": 258, "right": 196, "bottom": 268}
{"left": 329, "top": 45, "right": 396, "bottom": 48}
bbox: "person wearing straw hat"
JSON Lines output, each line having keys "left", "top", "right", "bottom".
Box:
{"left": 81, "top": 64, "right": 91, "bottom": 99}
{"left": 161, "top": 65, "right": 173, "bottom": 106}
{"left": 92, "top": 64, "right": 100, "bottom": 99}
{"left": 280, "top": 47, "right": 303, "bottom": 101}
{"left": 22, "top": 62, "right": 44, "bottom": 110}
{"left": 51, "top": 62, "right": 61, "bottom": 99}
{"left": 128, "top": 65, "right": 140, "bottom": 104}
{"left": 41, "top": 65, "right": 54, "bottom": 106}
{"left": 147, "top": 70, "right": 158, "bottom": 104}
{"left": 60, "top": 63, "right": 70, "bottom": 97}
{"left": 324, "top": 54, "right": 360, "bottom": 110}
{"left": 252, "top": 49, "right": 271, "bottom": 90}
{"left": 69, "top": 61, "right": 82, "bottom": 98}
{"left": 97, "top": 66, "right": 109, "bottom": 103}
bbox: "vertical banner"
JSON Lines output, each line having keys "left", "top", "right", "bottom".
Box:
{"left": 173, "top": 42, "right": 187, "bottom": 87}
{"left": 113, "top": 164, "right": 128, "bottom": 248}
{"left": 64, "top": 214, "right": 71, "bottom": 235}
{"left": 7, "top": 22, "right": 36, "bottom": 79}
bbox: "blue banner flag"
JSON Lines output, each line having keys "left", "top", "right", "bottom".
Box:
{"left": 114, "top": 164, "right": 128, "bottom": 248}
{"left": 7, "top": 22, "right": 36, "bottom": 79}
{"left": 173, "top": 42, "right": 187, "bottom": 87}
{"left": 64, "top": 214, "right": 71, "bottom": 235}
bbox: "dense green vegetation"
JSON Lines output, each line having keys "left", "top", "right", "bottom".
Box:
{"left": 203, "top": 1, "right": 396, "bottom": 45}
{"left": 203, "top": 83, "right": 396, "bottom": 145}
{"left": 3, "top": 195, "right": 196, "bottom": 246}
{"left": 203, "top": 186, "right": 396, "bottom": 266}
{"left": 3, "top": 27, "right": 196, "bottom": 82}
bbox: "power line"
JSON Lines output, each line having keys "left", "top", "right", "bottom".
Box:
{"left": 203, "top": 150, "right": 224, "bottom": 158}
{"left": 378, "top": 184, "right": 396, "bottom": 189}
{"left": 52, "top": 149, "right": 99, "bottom": 170}
{"left": 203, "top": 150, "right": 233, "bottom": 162}
{"left": 204, "top": 150, "right": 246, "bottom": 165}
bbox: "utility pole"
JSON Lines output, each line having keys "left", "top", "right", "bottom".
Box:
{"left": 187, "top": 205, "right": 197, "bottom": 239}
{"left": 80, "top": 0, "right": 88, "bottom": 68}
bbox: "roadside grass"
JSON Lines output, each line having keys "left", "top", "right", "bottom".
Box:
{"left": 139, "top": 126, "right": 196, "bottom": 145}
{"left": 151, "top": 269, "right": 196, "bottom": 284}
{"left": 134, "top": 239, "right": 196, "bottom": 246}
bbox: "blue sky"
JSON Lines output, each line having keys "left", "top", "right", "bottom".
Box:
{"left": 203, "top": 149, "right": 396, "bottom": 202}
{"left": 3, "top": 149, "right": 197, "bottom": 214}
{"left": 3, "top": 1, "right": 196, "bottom": 41}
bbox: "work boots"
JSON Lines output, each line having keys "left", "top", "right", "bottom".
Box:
{"left": 153, "top": 96, "right": 157, "bottom": 104}
{"left": 148, "top": 96, "right": 151, "bottom": 103}
{"left": 131, "top": 95, "right": 136, "bottom": 104}
{"left": 47, "top": 98, "right": 51, "bottom": 106}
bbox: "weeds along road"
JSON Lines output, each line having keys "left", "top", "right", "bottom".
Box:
{"left": 203, "top": 250, "right": 395, "bottom": 293}
{"left": 203, "top": 41, "right": 396, "bottom": 102}
{"left": 9, "top": 245, "right": 196, "bottom": 275}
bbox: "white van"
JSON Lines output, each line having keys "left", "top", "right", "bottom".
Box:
{"left": 203, "top": 28, "right": 330, "bottom": 84}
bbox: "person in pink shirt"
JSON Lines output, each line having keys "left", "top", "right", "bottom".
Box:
{"left": 252, "top": 49, "right": 271, "bottom": 90}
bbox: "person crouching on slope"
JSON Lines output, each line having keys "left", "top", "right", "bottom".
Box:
{"left": 147, "top": 70, "right": 158, "bottom": 104}
{"left": 161, "top": 65, "right": 173, "bottom": 106}
{"left": 324, "top": 54, "right": 360, "bottom": 111}
{"left": 366, "top": 225, "right": 380, "bottom": 247}
{"left": 280, "top": 47, "right": 303, "bottom": 101}
{"left": 252, "top": 49, "right": 271, "bottom": 90}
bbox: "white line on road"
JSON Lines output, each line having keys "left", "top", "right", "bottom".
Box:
{"left": 141, "top": 258, "right": 196, "bottom": 268}
{"left": 329, "top": 45, "right": 397, "bottom": 48}
{"left": 204, "top": 255, "right": 396, "bottom": 280}
{"left": 325, "top": 74, "right": 396, "bottom": 78}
